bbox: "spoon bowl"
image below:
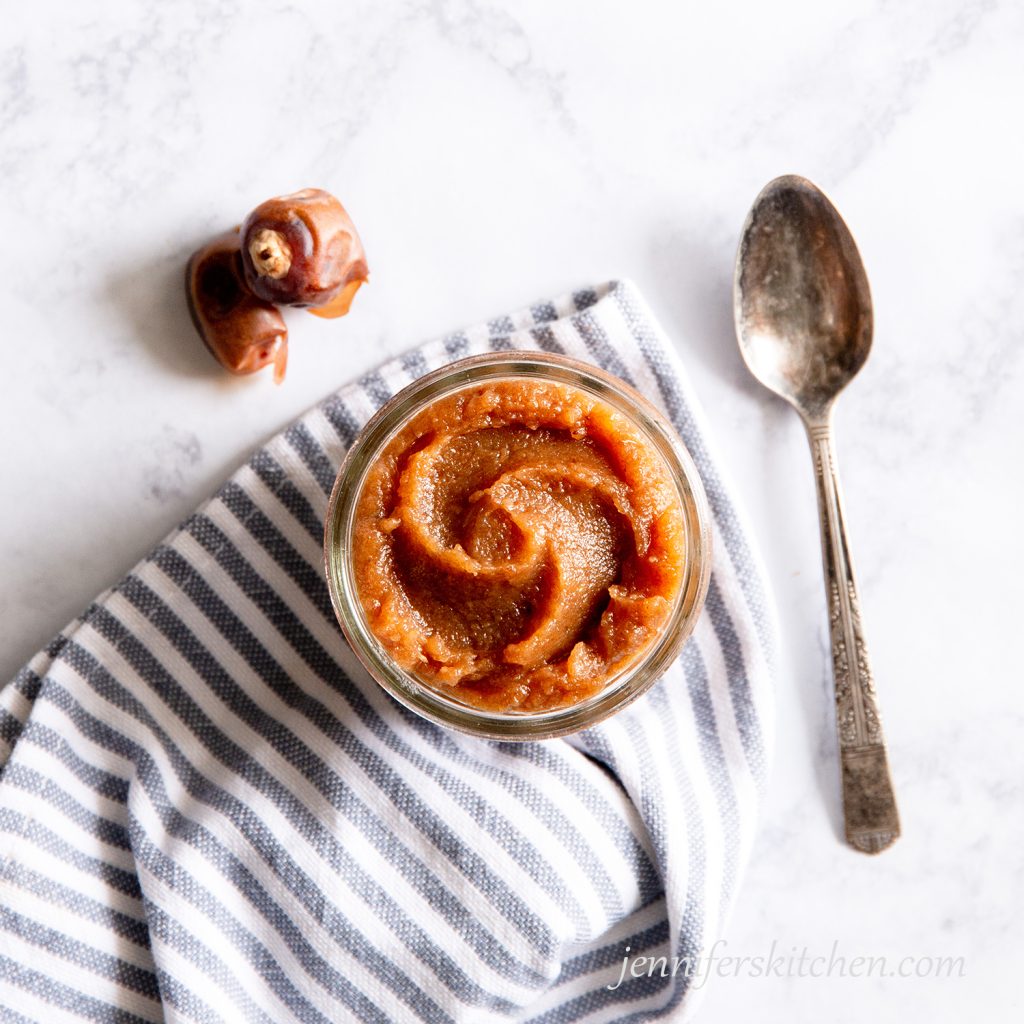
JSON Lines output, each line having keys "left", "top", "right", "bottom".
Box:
{"left": 734, "top": 175, "right": 873, "bottom": 420}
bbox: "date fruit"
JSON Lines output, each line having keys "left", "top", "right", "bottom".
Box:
{"left": 240, "top": 188, "right": 368, "bottom": 318}
{"left": 186, "top": 229, "right": 288, "bottom": 383}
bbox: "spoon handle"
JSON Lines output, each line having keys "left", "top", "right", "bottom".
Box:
{"left": 806, "top": 418, "right": 900, "bottom": 854}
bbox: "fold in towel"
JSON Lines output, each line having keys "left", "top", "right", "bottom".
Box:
{"left": 0, "top": 280, "right": 777, "bottom": 1023}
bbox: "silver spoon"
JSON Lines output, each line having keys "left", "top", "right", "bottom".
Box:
{"left": 733, "top": 174, "right": 900, "bottom": 854}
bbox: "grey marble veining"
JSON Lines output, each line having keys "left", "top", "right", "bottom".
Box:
{"left": 2, "top": 1, "right": 1022, "bottom": 1019}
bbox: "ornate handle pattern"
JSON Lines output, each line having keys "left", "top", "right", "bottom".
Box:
{"left": 807, "top": 420, "right": 900, "bottom": 854}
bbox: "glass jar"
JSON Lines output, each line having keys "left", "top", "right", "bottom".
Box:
{"left": 323, "top": 351, "right": 712, "bottom": 740}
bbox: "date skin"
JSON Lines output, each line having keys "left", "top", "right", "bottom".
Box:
{"left": 186, "top": 229, "right": 288, "bottom": 383}
{"left": 240, "top": 188, "right": 368, "bottom": 316}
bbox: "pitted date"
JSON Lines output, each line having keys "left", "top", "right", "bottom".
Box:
{"left": 186, "top": 229, "right": 288, "bottom": 383}
{"left": 240, "top": 188, "right": 368, "bottom": 318}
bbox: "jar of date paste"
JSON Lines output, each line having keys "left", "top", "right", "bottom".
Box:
{"left": 324, "top": 352, "right": 711, "bottom": 740}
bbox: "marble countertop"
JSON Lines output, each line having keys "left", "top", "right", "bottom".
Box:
{"left": 3, "top": 0, "right": 1021, "bottom": 1019}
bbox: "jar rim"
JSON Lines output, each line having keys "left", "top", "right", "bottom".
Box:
{"left": 323, "top": 350, "right": 712, "bottom": 740}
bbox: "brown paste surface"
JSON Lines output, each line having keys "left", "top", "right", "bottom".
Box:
{"left": 353, "top": 379, "right": 686, "bottom": 712}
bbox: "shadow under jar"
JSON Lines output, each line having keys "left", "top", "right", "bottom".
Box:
{"left": 324, "top": 352, "right": 712, "bottom": 740}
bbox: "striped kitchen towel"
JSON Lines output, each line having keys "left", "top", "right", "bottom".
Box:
{"left": 0, "top": 280, "right": 777, "bottom": 1023}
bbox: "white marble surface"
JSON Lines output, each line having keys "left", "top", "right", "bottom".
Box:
{"left": 3, "top": 0, "right": 1022, "bottom": 1019}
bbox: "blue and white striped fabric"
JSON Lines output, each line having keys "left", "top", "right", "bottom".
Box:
{"left": 0, "top": 281, "right": 777, "bottom": 1023}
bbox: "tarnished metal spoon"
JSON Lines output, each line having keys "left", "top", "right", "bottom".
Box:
{"left": 734, "top": 174, "right": 900, "bottom": 854}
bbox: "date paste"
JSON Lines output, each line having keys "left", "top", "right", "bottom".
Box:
{"left": 353, "top": 379, "right": 686, "bottom": 712}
